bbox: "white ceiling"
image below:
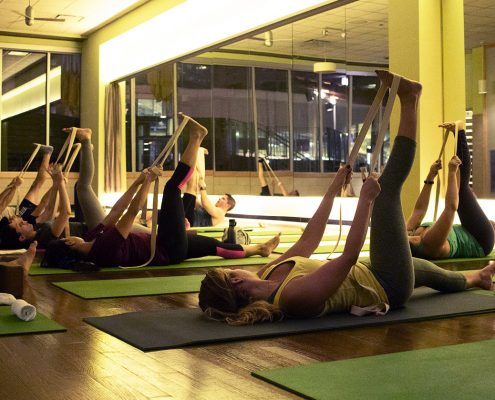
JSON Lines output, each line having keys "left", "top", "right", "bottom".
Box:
{"left": 0, "top": 0, "right": 493, "bottom": 63}
{"left": 0, "top": 0, "right": 148, "bottom": 37}
{"left": 221, "top": 0, "right": 495, "bottom": 65}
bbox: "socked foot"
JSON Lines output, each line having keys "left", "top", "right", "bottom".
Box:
{"left": 375, "top": 69, "right": 422, "bottom": 103}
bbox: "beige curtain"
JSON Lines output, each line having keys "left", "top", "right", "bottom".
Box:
{"left": 104, "top": 82, "right": 122, "bottom": 192}
{"left": 60, "top": 55, "right": 80, "bottom": 115}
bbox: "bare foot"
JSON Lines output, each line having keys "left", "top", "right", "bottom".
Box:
{"left": 464, "top": 261, "right": 495, "bottom": 290}
{"left": 17, "top": 241, "right": 38, "bottom": 277}
{"left": 39, "top": 144, "right": 54, "bottom": 155}
{"left": 258, "top": 234, "right": 281, "bottom": 257}
{"left": 375, "top": 69, "right": 422, "bottom": 103}
{"left": 62, "top": 127, "right": 92, "bottom": 141}
{"left": 180, "top": 113, "right": 208, "bottom": 141}
{"left": 0, "top": 241, "right": 38, "bottom": 278}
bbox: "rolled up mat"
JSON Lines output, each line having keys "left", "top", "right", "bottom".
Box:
{"left": 0, "top": 292, "right": 16, "bottom": 305}
{"left": 0, "top": 264, "right": 23, "bottom": 298}
{"left": 11, "top": 299, "right": 37, "bottom": 321}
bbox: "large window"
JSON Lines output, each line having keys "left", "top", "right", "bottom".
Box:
{"left": 177, "top": 63, "right": 213, "bottom": 170}
{"left": 125, "top": 62, "right": 385, "bottom": 174}
{"left": 134, "top": 66, "right": 175, "bottom": 171}
{"left": 292, "top": 70, "right": 320, "bottom": 172}
{"left": 351, "top": 75, "right": 382, "bottom": 170}
{"left": 49, "top": 53, "right": 81, "bottom": 171}
{"left": 213, "top": 65, "right": 255, "bottom": 171}
{"left": 321, "top": 73, "right": 349, "bottom": 172}
{"left": 1, "top": 50, "right": 80, "bottom": 172}
{"left": 1, "top": 51, "right": 47, "bottom": 171}
{"left": 255, "top": 68, "right": 290, "bottom": 171}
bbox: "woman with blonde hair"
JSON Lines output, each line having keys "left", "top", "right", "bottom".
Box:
{"left": 198, "top": 71, "right": 495, "bottom": 326}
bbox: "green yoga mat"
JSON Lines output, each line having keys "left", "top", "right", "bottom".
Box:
{"left": 253, "top": 339, "right": 495, "bottom": 400}
{"left": 432, "top": 250, "right": 495, "bottom": 265}
{"left": 0, "top": 306, "right": 65, "bottom": 336}
{"left": 199, "top": 229, "right": 304, "bottom": 238}
{"left": 53, "top": 275, "right": 204, "bottom": 299}
{"left": 273, "top": 243, "right": 370, "bottom": 254}
{"left": 29, "top": 256, "right": 273, "bottom": 276}
{"left": 249, "top": 234, "right": 345, "bottom": 244}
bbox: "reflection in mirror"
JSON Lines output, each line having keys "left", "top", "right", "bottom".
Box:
{"left": 1, "top": 50, "right": 47, "bottom": 171}
{"left": 122, "top": 0, "right": 395, "bottom": 196}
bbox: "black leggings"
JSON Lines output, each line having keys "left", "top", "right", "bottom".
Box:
{"left": 157, "top": 162, "right": 245, "bottom": 264}
{"left": 456, "top": 130, "right": 494, "bottom": 255}
{"left": 182, "top": 192, "right": 197, "bottom": 226}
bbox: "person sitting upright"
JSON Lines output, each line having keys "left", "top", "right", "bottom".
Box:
{"left": 182, "top": 164, "right": 235, "bottom": 227}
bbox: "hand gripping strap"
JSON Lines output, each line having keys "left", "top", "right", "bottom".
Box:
{"left": 55, "top": 127, "right": 77, "bottom": 168}
{"left": 328, "top": 77, "right": 399, "bottom": 259}
{"left": 433, "top": 122, "right": 458, "bottom": 221}
{"left": 121, "top": 116, "right": 191, "bottom": 269}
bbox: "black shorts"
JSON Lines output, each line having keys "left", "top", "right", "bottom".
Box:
{"left": 18, "top": 199, "right": 38, "bottom": 225}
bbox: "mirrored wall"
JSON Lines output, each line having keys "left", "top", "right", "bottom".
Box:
{"left": 122, "top": 0, "right": 494, "bottom": 197}
{"left": 0, "top": 50, "right": 81, "bottom": 171}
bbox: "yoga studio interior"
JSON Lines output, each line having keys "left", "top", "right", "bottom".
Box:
{"left": 1, "top": 0, "right": 495, "bottom": 399}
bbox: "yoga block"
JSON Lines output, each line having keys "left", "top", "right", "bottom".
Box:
{"left": 0, "top": 265, "right": 23, "bottom": 298}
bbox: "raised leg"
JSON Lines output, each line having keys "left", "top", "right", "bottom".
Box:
{"left": 369, "top": 70, "right": 422, "bottom": 308}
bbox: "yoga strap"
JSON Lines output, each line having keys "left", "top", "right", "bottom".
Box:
{"left": 55, "top": 127, "right": 77, "bottom": 168}
{"left": 370, "top": 75, "right": 400, "bottom": 172}
{"left": 262, "top": 157, "right": 281, "bottom": 185}
{"left": 9, "top": 143, "right": 42, "bottom": 213}
{"left": 327, "top": 75, "right": 399, "bottom": 259}
{"left": 63, "top": 143, "right": 82, "bottom": 237}
{"left": 349, "top": 281, "right": 390, "bottom": 316}
{"left": 433, "top": 122, "right": 458, "bottom": 221}
{"left": 120, "top": 115, "right": 191, "bottom": 269}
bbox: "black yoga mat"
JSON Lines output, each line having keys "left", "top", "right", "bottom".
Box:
{"left": 84, "top": 288, "right": 495, "bottom": 351}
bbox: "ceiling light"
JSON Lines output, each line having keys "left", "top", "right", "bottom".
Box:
{"left": 7, "top": 51, "right": 29, "bottom": 56}
{"left": 313, "top": 62, "right": 337, "bottom": 73}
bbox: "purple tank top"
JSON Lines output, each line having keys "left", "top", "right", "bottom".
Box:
{"left": 85, "top": 224, "right": 169, "bottom": 267}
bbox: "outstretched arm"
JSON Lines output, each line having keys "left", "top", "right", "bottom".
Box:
{"left": 257, "top": 165, "right": 352, "bottom": 276}
{"left": 257, "top": 159, "right": 268, "bottom": 188}
{"left": 278, "top": 175, "right": 381, "bottom": 317}
{"left": 116, "top": 172, "right": 155, "bottom": 239}
{"left": 50, "top": 165, "right": 72, "bottom": 238}
{"left": 278, "top": 181, "right": 289, "bottom": 196}
{"left": 406, "top": 159, "right": 442, "bottom": 231}
{"left": 103, "top": 170, "right": 147, "bottom": 227}
{"left": 33, "top": 183, "right": 58, "bottom": 223}
{"left": 420, "top": 156, "right": 461, "bottom": 255}
{"left": 197, "top": 176, "right": 224, "bottom": 220}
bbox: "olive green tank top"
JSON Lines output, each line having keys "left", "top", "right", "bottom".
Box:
{"left": 419, "top": 223, "right": 484, "bottom": 258}
{"left": 261, "top": 256, "right": 389, "bottom": 317}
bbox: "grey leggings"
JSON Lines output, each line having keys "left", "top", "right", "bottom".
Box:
{"left": 75, "top": 140, "right": 149, "bottom": 233}
{"left": 367, "top": 136, "right": 466, "bottom": 308}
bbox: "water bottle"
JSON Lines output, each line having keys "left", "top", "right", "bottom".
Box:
{"left": 226, "top": 218, "right": 237, "bottom": 244}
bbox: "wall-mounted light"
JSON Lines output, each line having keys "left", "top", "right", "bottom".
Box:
{"left": 313, "top": 61, "right": 337, "bottom": 73}
{"left": 478, "top": 79, "right": 487, "bottom": 95}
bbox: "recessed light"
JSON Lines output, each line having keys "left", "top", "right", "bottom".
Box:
{"left": 7, "top": 51, "right": 29, "bottom": 57}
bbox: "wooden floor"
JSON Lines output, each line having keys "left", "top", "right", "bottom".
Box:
{"left": 1, "top": 258, "right": 495, "bottom": 400}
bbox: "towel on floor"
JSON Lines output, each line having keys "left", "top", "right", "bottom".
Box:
{"left": 0, "top": 292, "right": 16, "bottom": 305}
{"left": 11, "top": 299, "right": 37, "bottom": 321}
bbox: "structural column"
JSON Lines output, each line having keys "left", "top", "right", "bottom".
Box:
{"left": 388, "top": 0, "right": 465, "bottom": 218}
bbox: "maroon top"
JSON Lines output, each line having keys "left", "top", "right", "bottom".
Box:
{"left": 85, "top": 223, "right": 169, "bottom": 267}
